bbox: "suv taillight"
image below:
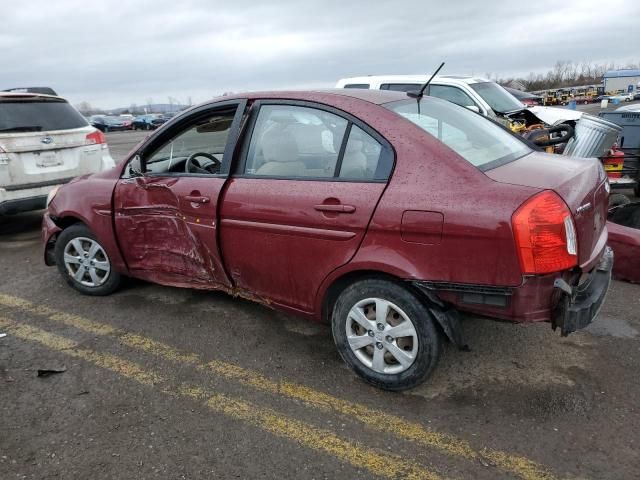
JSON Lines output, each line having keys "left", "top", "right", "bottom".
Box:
{"left": 85, "top": 130, "right": 106, "bottom": 145}
{"left": 512, "top": 190, "right": 578, "bottom": 275}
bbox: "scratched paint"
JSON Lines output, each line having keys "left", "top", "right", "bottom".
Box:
{"left": 0, "top": 293, "right": 558, "bottom": 480}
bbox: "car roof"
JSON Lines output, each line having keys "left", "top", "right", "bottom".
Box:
{"left": 335, "top": 75, "right": 491, "bottom": 87}
{"left": 215, "top": 88, "right": 409, "bottom": 105}
{"left": 0, "top": 91, "right": 65, "bottom": 101}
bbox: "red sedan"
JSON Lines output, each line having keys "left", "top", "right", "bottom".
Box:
{"left": 42, "top": 89, "right": 612, "bottom": 390}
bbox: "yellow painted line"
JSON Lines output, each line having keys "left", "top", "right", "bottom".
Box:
{"left": 0, "top": 317, "right": 160, "bottom": 385}
{"left": 0, "top": 316, "right": 440, "bottom": 480}
{"left": 0, "top": 293, "right": 556, "bottom": 480}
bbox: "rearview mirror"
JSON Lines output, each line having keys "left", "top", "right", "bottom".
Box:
{"left": 465, "top": 105, "right": 481, "bottom": 113}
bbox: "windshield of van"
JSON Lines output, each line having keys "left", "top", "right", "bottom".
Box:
{"left": 469, "top": 82, "right": 524, "bottom": 114}
{"left": 384, "top": 97, "right": 530, "bottom": 169}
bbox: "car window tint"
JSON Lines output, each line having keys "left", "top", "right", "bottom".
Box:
{"left": 145, "top": 110, "right": 235, "bottom": 175}
{"left": 0, "top": 98, "right": 87, "bottom": 132}
{"left": 245, "top": 105, "right": 348, "bottom": 178}
{"left": 338, "top": 126, "right": 382, "bottom": 180}
{"left": 386, "top": 98, "right": 530, "bottom": 169}
{"left": 381, "top": 83, "right": 420, "bottom": 92}
{"left": 343, "top": 84, "right": 370, "bottom": 89}
{"left": 428, "top": 85, "right": 476, "bottom": 108}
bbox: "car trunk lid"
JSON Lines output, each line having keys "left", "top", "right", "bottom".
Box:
{"left": 485, "top": 151, "right": 608, "bottom": 267}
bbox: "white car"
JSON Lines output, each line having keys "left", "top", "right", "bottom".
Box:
{"left": 0, "top": 92, "right": 115, "bottom": 216}
{"left": 335, "top": 75, "right": 583, "bottom": 126}
{"left": 609, "top": 92, "right": 634, "bottom": 102}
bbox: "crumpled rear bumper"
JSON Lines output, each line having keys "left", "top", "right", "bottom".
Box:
{"left": 552, "top": 246, "right": 613, "bottom": 336}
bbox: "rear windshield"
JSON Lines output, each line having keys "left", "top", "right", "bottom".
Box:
{"left": 385, "top": 97, "right": 530, "bottom": 169}
{"left": 0, "top": 98, "right": 88, "bottom": 133}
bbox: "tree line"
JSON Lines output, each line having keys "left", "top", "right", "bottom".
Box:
{"left": 489, "top": 60, "right": 640, "bottom": 92}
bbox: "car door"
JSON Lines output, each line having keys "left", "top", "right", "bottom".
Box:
{"left": 113, "top": 100, "right": 246, "bottom": 289}
{"left": 219, "top": 101, "right": 394, "bottom": 312}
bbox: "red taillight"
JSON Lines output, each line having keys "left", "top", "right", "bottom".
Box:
{"left": 85, "top": 130, "right": 106, "bottom": 145}
{"left": 512, "top": 190, "right": 578, "bottom": 274}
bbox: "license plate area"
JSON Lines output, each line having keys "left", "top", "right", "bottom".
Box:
{"left": 36, "top": 152, "right": 63, "bottom": 168}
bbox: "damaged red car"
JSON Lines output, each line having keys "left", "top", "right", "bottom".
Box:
{"left": 43, "top": 89, "right": 612, "bottom": 390}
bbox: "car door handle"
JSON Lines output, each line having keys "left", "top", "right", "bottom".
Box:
{"left": 314, "top": 204, "right": 356, "bottom": 213}
{"left": 184, "top": 195, "right": 210, "bottom": 204}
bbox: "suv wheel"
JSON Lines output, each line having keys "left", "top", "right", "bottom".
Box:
{"left": 54, "top": 224, "right": 121, "bottom": 296}
{"left": 331, "top": 279, "right": 441, "bottom": 391}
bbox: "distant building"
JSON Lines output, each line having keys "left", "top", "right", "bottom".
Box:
{"left": 603, "top": 69, "right": 640, "bottom": 94}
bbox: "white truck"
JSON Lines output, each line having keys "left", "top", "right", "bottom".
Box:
{"left": 335, "top": 75, "right": 583, "bottom": 127}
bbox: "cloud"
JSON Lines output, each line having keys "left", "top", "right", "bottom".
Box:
{"left": 2, "top": 0, "right": 638, "bottom": 108}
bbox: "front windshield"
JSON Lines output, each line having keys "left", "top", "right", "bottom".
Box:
{"left": 470, "top": 82, "right": 524, "bottom": 114}
{"left": 385, "top": 97, "right": 530, "bottom": 169}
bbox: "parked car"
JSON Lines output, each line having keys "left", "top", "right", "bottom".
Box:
{"left": 503, "top": 86, "right": 543, "bottom": 106}
{"left": 607, "top": 202, "right": 640, "bottom": 284}
{"left": 609, "top": 93, "right": 633, "bottom": 102}
{"left": 336, "top": 75, "right": 583, "bottom": 127}
{"left": 0, "top": 91, "right": 115, "bottom": 215}
{"left": 132, "top": 114, "right": 166, "bottom": 130}
{"left": 633, "top": 91, "right": 640, "bottom": 101}
{"left": 118, "top": 115, "right": 133, "bottom": 130}
{"left": 43, "top": 89, "right": 612, "bottom": 390}
{"left": 89, "top": 115, "right": 128, "bottom": 132}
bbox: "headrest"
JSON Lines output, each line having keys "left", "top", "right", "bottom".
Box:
{"left": 261, "top": 128, "right": 299, "bottom": 163}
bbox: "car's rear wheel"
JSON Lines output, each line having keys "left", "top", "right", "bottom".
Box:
{"left": 54, "top": 224, "right": 121, "bottom": 296}
{"left": 331, "top": 279, "right": 441, "bottom": 391}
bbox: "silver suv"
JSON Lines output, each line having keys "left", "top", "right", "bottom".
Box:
{"left": 0, "top": 92, "right": 115, "bottom": 215}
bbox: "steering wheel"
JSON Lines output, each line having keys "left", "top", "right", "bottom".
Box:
{"left": 185, "top": 152, "right": 221, "bottom": 174}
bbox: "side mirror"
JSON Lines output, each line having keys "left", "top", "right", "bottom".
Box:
{"left": 127, "top": 154, "right": 144, "bottom": 178}
{"left": 465, "top": 105, "right": 481, "bottom": 114}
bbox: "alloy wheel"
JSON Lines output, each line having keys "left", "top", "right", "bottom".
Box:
{"left": 345, "top": 298, "right": 418, "bottom": 374}
{"left": 63, "top": 237, "right": 111, "bottom": 287}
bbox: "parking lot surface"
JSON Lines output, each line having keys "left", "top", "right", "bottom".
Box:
{"left": 1, "top": 130, "right": 639, "bottom": 479}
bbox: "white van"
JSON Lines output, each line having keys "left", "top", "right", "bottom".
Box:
{"left": 0, "top": 92, "right": 115, "bottom": 215}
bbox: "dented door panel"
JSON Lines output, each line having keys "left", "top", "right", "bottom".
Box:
{"left": 114, "top": 175, "right": 230, "bottom": 288}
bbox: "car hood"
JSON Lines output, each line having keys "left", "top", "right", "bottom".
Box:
{"left": 528, "top": 106, "right": 584, "bottom": 125}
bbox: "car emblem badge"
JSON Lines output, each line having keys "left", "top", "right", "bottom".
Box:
{"left": 576, "top": 202, "right": 592, "bottom": 214}
{"left": 41, "top": 136, "right": 53, "bottom": 145}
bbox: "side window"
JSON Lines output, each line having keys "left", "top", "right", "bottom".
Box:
{"left": 245, "top": 105, "right": 348, "bottom": 178}
{"left": 381, "top": 83, "right": 421, "bottom": 92}
{"left": 428, "top": 85, "right": 477, "bottom": 108}
{"left": 343, "top": 84, "right": 370, "bottom": 89}
{"left": 338, "top": 126, "right": 383, "bottom": 180}
{"left": 145, "top": 109, "right": 236, "bottom": 175}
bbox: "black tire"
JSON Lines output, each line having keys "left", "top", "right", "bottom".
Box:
{"left": 54, "top": 223, "right": 121, "bottom": 296}
{"left": 609, "top": 193, "right": 631, "bottom": 208}
{"left": 331, "top": 278, "right": 441, "bottom": 391}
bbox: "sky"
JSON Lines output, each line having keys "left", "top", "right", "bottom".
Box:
{"left": 2, "top": 0, "right": 639, "bottom": 109}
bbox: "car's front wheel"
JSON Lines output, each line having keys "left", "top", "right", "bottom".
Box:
{"left": 54, "top": 224, "right": 121, "bottom": 296}
{"left": 331, "top": 279, "right": 441, "bottom": 391}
